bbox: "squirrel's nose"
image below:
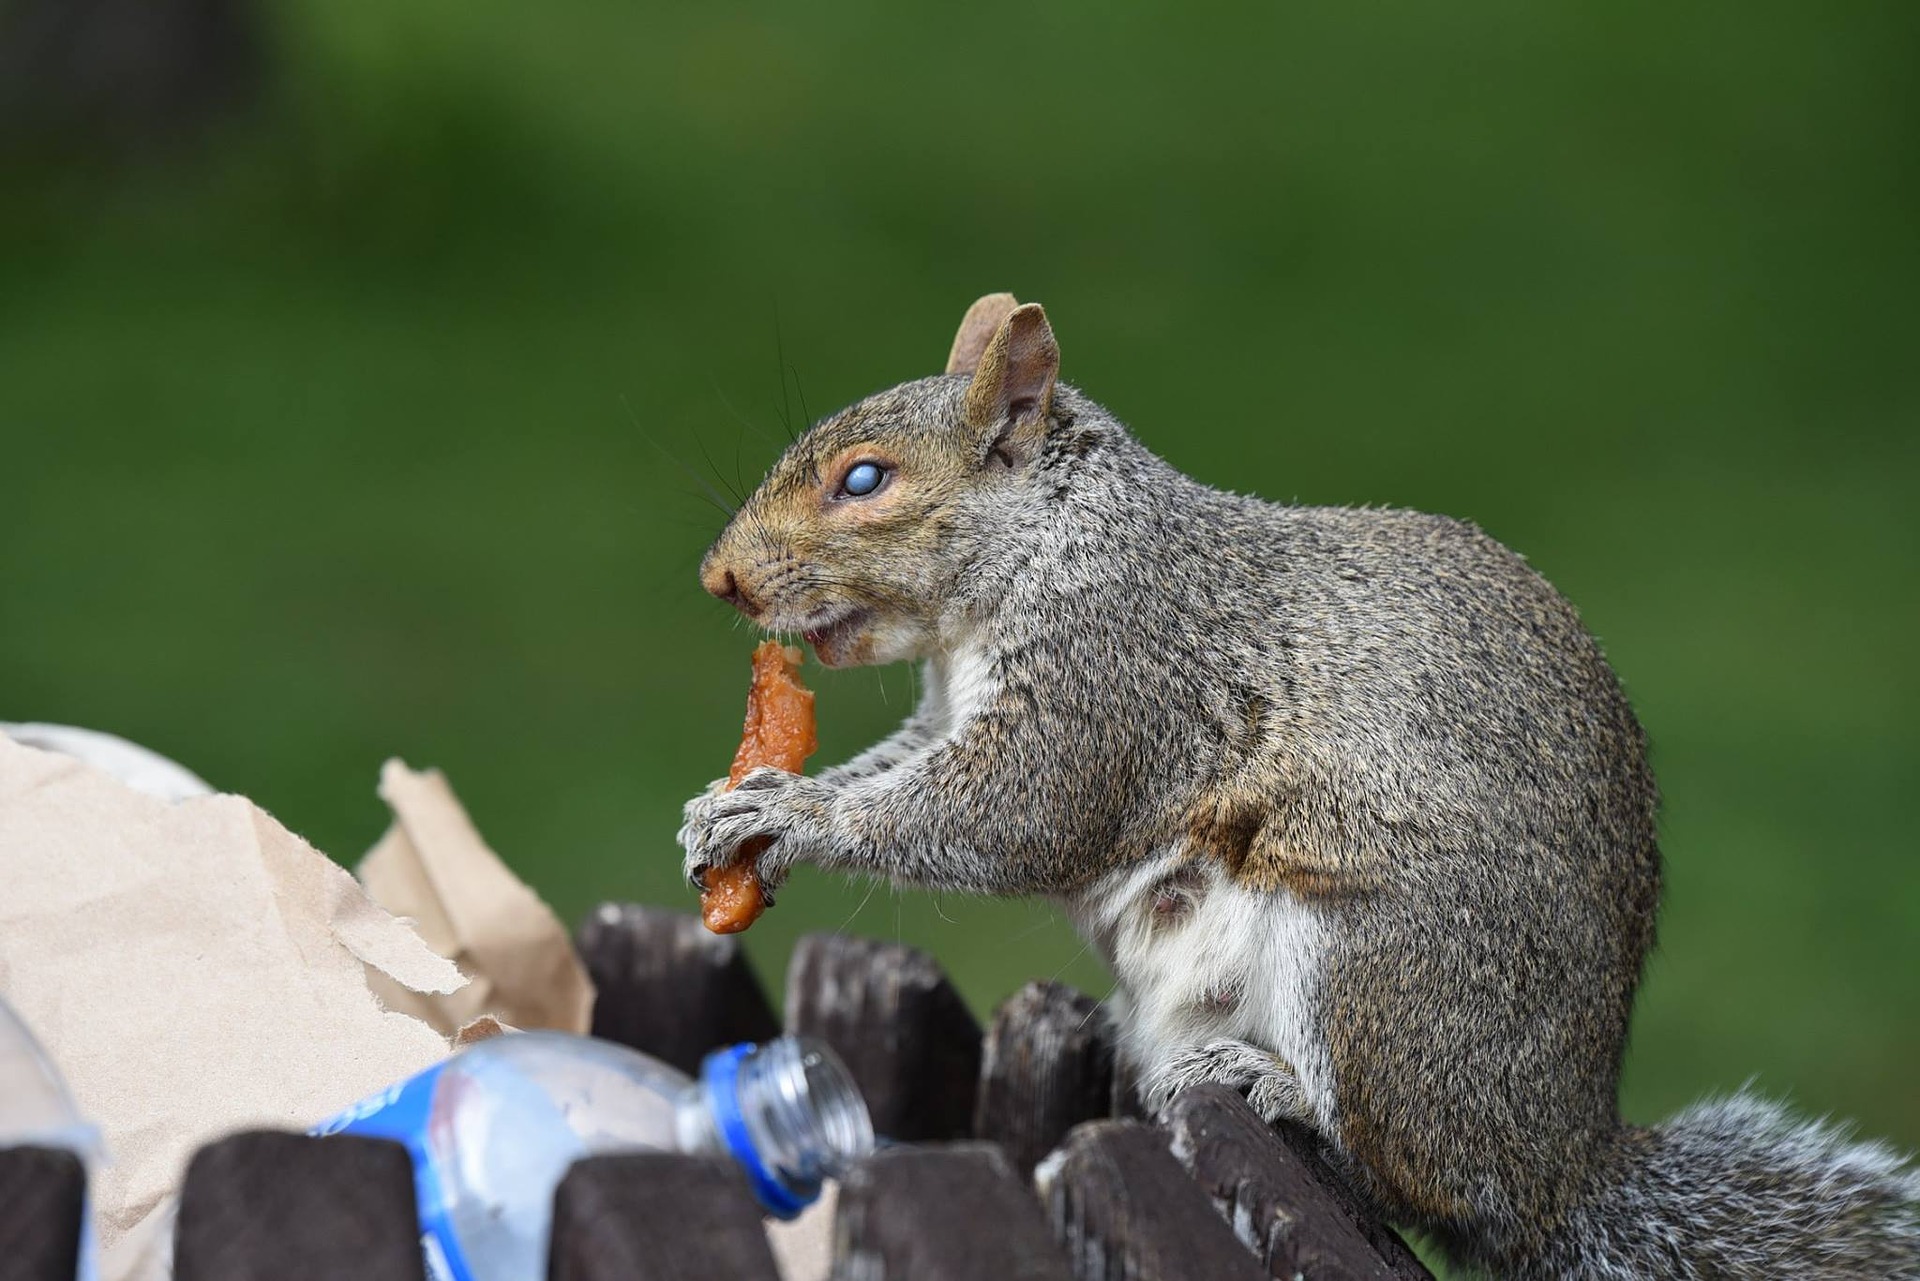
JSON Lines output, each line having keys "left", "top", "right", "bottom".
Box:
{"left": 704, "top": 566, "right": 761, "bottom": 617}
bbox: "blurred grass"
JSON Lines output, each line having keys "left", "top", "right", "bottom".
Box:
{"left": 2, "top": 0, "right": 1914, "bottom": 1194}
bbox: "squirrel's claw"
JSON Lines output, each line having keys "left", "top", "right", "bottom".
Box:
{"left": 677, "top": 771, "right": 836, "bottom": 889}
{"left": 1142, "top": 1039, "right": 1309, "bottom": 1126}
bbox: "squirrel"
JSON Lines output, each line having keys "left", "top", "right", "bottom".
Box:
{"left": 677, "top": 293, "right": 1920, "bottom": 1277}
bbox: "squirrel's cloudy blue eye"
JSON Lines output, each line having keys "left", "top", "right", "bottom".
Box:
{"left": 841, "top": 461, "right": 886, "bottom": 498}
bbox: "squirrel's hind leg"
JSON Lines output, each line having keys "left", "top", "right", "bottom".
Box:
{"left": 1142, "top": 1038, "right": 1311, "bottom": 1126}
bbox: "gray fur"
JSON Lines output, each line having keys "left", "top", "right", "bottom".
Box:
{"left": 679, "top": 333, "right": 1920, "bottom": 1277}
{"left": 1516, "top": 1092, "right": 1920, "bottom": 1279}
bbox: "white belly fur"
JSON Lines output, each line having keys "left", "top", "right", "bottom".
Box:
{"left": 936, "top": 639, "right": 995, "bottom": 731}
{"left": 1066, "top": 851, "right": 1341, "bottom": 1136}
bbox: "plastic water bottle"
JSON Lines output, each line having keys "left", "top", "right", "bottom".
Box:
{"left": 314, "top": 1033, "right": 873, "bottom": 1281}
{"left": 0, "top": 996, "right": 102, "bottom": 1281}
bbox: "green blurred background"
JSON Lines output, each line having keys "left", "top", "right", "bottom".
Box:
{"left": 3, "top": 0, "right": 1913, "bottom": 1212}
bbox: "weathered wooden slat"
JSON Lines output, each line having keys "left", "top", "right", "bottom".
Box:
{"left": 1109, "top": 1055, "right": 1150, "bottom": 1121}
{"left": 0, "top": 1146, "right": 85, "bottom": 1281}
{"left": 972, "top": 981, "right": 1116, "bottom": 1176}
{"left": 1165, "top": 1085, "right": 1434, "bottom": 1280}
{"left": 174, "top": 1131, "right": 422, "bottom": 1281}
{"left": 577, "top": 902, "right": 779, "bottom": 1076}
{"left": 550, "top": 1153, "right": 781, "bottom": 1281}
{"left": 833, "top": 1143, "right": 1074, "bottom": 1281}
{"left": 1033, "top": 1120, "right": 1267, "bottom": 1281}
{"left": 784, "top": 933, "right": 981, "bottom": 1142}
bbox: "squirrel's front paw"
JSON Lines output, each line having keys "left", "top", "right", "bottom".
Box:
{"left": 676, "top": 768, "right": 836, "bottom": 891}
{"left": 1141, "top": 1039, "right": 1310, "bottom": 1126}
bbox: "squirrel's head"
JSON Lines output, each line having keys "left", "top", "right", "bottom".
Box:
{"left": 699, "top": 293, "right": 1061, "bottom": 667}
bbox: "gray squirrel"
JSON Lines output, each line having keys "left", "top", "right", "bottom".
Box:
{"left": 677, "top": 293, "right": 1920, "bottom": 1277}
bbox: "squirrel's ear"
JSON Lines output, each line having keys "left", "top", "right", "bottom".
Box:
{"left": 945, "top": 293, "right": 1020, "bottom": 376}
{"left": 964, "top": 303, "right": 1059, "bottom": 459}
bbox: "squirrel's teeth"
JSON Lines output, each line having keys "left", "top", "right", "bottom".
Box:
{"left": 798, "top": 608, "right": 867, "bottom": 658}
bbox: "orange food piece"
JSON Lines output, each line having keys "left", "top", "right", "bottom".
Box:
{"left": 699, "top": 865, "right": 765, "bottom": 936}
{"left": 700, "top": 641, "right": 817, "bottom": 934}
{"left": 727, "top": 642, "right": 819, "bottom": 785}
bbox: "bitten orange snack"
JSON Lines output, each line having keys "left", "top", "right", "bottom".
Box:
{"left": 700, "top": 641, "right": 818, "bottom": 934}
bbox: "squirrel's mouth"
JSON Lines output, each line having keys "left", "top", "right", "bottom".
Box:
{"left": 798, "top": 606, "right": 871, "bottom": 667}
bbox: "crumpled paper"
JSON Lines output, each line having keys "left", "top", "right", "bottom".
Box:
{"left": 0, "top": 727, "right": 819, "bottom": 1278}
{"left": 0, "top": 731, "right": 464, "bottom": 1273}
{"left": 358, "top": 760, "right": 594, "bottom": 1037}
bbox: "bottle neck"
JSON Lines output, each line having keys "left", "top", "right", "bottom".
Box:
{"left": 675, "top": 1036, "right": 874, "bottom": 1219}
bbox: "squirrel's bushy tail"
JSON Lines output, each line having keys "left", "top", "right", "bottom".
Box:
{"left": 1528, "top": 1091, "right": 1920, "bottom": 1280}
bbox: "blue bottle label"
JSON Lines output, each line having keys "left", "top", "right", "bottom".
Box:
{"left": 313, "top": 1062, "right": 476, "bottom": 1281}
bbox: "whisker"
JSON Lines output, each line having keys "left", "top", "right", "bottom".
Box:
{"left": 790, "top": 358, "right": 812, "bottom": 430}
{"left": 707, "top": 377, "right": 784, "bottom": 453}
{"left": 1077, "top": 982, "right": 1118, "bottom": 1033}
{"left": 691, "top": 431, "right": 746, "bottom": 508}
{"left": 621, "top": 395, "right": 739, "bottom": 517}
{"left": 836, "top": 877, "right": 882, "bottom": 933}
{"left": 1046, "top": 936, "right": 1094, "bottom": 986}
{"left": 731, "top": 438, "right": 753, "bottom": 515}
{"left": 772, "top": 299, "right": 797, "bottom": 443}
{"left": 1002, "top": 911, "right": 1064, "bottom": 945}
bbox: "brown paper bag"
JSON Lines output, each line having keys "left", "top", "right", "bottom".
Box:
{"left": 0, "top": 732, "right": 463, "bottom": 1271}
{"left": 358, "top": 760, "right": 595, "bottom": 1036}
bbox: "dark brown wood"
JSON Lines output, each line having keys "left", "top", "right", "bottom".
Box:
{"left": 1109, "top": 1054, "right": 1150, "bottom": 1121}
{"left": 549, "top": 1153, "right": 781, "bottom": 1281}
{"left": 834, "top": 1143, "right": 1074, "bottom": 1281}
{"left": 784, "top": 932, "right": 981, "bottom": 1142}
{"left": 1033, "top": 1119, "right": 1267, "bottom": 1281}
{"left": 0, "top": 1146, "right": 85, "bottom": 1281}
{"left": 577, "top": 902, "right": 779, "bottom": 1077}
{"left": 174, "top": 1131, "right": 423, "bottom": 1281}
{"left": 1165, "top": 1086, "right": 1434, "bottom": 1279}
{"left": 972, "top": 981, "right": 1116, "bottom": 1176}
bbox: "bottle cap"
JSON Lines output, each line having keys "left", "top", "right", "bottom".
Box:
{"left": 700, "top": 1037, "right": 873, "bottom": 1220}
